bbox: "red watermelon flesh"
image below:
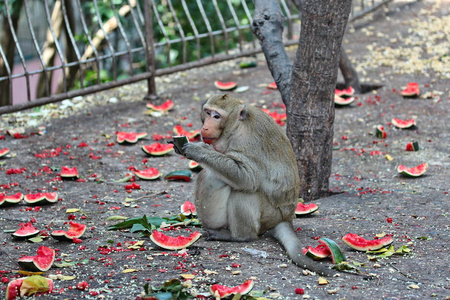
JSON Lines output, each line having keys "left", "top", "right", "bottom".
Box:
{"left": 61, "top": 166, "right": 79, "bottom": 178}
{"left": 401, "top": 82, "right": 420, "bottom": 97}
{"left": 214, "top": 81, "right": 238, "bottom": 91}
{"left": 0, "top": 192, "right": 23, "bottom": 206}
{"left": 13, "top": 222, "right": 40, "bottom": 239}
{"left": 392, "top": 118, "right": 416, "bottom": 129}
{"left": 18, "top": 246, "right": 56, "bottom": 272}
{"left": 397, "top": 163, "right": 428, "bottom": 177}
{"left": 116, "top": 131, "right": 148, "bottom": 144}
{"left": 51, "top": 221, "right": 86, "bottom": 241}
{"left": 180, "top": 200, "right": 197, "bottom": 216}
{"left": 150, "top": 230, "right": 201, "bottom": 250}
{"left": 295, "top": 202, "right": 319, "bottom": 216}
{"left": 210, "top": 279, "right": 254, "bottom": 298}
{"left": 302, "top": 244, "right": 331, "bottom": 260}
{"left": 142, "top": 143, "right": 174, "bottom": 156}
{"left": 173, "top": 125, "right": 201, "bottom": 140}
{"left": 146, "top": 99, "right": 174, "bottom": 112}
{"left": 0, "top": 147, "right": 10, "bottom": 157}
{"left": 6, "top": 276, "right": 54, "bottom": 300}
{"left": 134, "top": 168, "right": 161, "bottom": 180}
{"left": 335, "top": 86, "right": 355, "bottom": 96}
{"left": 342, "top": 233, "right": 394, "bottom": 251}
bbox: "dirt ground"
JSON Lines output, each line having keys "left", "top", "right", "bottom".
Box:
{"left": 0, "top": 0, "right": 449, "bottom": 299}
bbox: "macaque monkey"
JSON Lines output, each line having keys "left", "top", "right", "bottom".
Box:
{"left": 181, "top": 94, "right": 332, "bottom": 276}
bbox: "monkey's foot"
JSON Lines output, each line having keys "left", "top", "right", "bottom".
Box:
{"left": 205, "top": 228, "right": 234, "bottom": 241}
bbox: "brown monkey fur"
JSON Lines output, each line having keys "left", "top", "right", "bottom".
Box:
{"left": 182, "top": 94, "right": 333, "bottom": 276}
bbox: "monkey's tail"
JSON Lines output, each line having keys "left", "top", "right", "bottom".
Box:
{"left": 271, "top": 221, "right": 335, "bottom": 276}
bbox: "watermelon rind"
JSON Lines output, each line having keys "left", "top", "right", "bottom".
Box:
{"left": 318, "top": 238, "right": 346, "bottom": 264}
{"left": 6, "top": 276, "right": 54, "bottom": 300}
{"left": 146, "top": 99, "right": 174, "bottom": 112}
{"left": 375, "top": 125, "right": 387, "bottom": 139}
{"left": 0, "top": 147, "right": 10, "bottom": 158}
{"left": 12, "top": 222, "right": 40, "bottom": 239}
{"left": 303, "top": 245, "right": 331, "bottom": 260}
{"left": 24, "top": 193, "right": 58, "bottom": 205}
{"left": 61, "top": 166, "right": 79, "bottom": 178}
{"left": 342, "top": 233, "right": 394, "bottom": 251}
{"left": 116, "top": 132, "right": 148, "bottom": 144}
{"left": 150, "top": 230, "right": 201, "bottom": 250}
{"left": 405, "top": 141, "right": 419, "bottom": 151}
{"left": 267, "top": 82, "right": 277, "bottom": 90}
{"left": 188, "top": 160, "right": 202, "bottom": 171}
{"left": 141, "top": 143, "right": 174, "bottom": 156}
{"left": 295, "top": 202, "right": 319, "bottom": 216}
{"left": 334, "top": 95, "right": 355, "bottom": 106}
{"left": 392, "top": 118, "right": 416, "bottom": 129}
{"left": 180, "top": 200, "right": 197, "bottom": 216}
{"left": 397, "top": 163, "right": 428, "bottom": 177}
{"left": 18, "top": 246, "right": 55, "bottom": 272}
{"left": 214, "top": 80, "right": 237, "bottom": 91}
{"left": 165, "top": 170, "right": 192, "bottom": 182}
{"left": 51, "top": 221, "right": 86, "bottom": 241}
{"left": 0, "top": 192, "right": 23, "bottom": 206}
{"left": 134, "top": 168, "right": 162, "bottom": 180}
{"left": 210, "top": 279, "right": 254, "bottom": 298}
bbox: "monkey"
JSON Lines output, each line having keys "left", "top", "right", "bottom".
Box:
{"left": 180, "top": 94, "right": 333, "bottom": 276}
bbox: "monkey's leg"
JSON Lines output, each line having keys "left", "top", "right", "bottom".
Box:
{"left": 226, "top": 191, "right": 261, "bottom": 242}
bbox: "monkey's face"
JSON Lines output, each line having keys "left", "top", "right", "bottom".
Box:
{"left": 201, "top": 107, "right": 224, "bottom": 145}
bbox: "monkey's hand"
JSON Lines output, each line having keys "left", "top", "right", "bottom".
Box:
{"left": 182, "top": 142, "right": 213, "bottom": 161}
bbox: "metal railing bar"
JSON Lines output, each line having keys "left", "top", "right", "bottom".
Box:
{"left": 60, "top": 0, "right": 84, "bottom": 92}
{"left": 197, "top": 0, "right": 215, "bottom": 57}
{"left": 92, "top": 0, "right": 117, "bottom": 81}
{"left": 167, "top": 0, "right": 187, "bottom": 64}
{"left": 212, "top": 0, "right": 229, "bottom": 55}
{"left": 181, "top": 0, "right": 201, "bottom": 61}
{"left": 280, "top": 0, "right": 294, "bottom": 40}
{"left": 240, "top": 0, "right": 256, "bottom": 48}
{"left": 350, "top": 0, "right": 394, "bottom": 21}
{"left": 43, "top": 0, "right": 68, "bottom": 93}
{"left": 226, "top": 0, "right": 244, "bottom": 53}
{"left": 127, "top": 0, "right": 147, "bottom": 63}
{"left": 0, "top": 71, "right": 153, "bottom": 115}
{"left": 110, "top": 0, "right": 134, "bottom": 76}
{"left": 151, "top": 0, "right": 172, "bottom": 66}
{"left": 75, "top": 0, "right": 101, "bottom": 86}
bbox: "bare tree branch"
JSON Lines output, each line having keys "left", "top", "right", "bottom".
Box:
{"left": 252, "top": 0, "right": 292, "bottom": 108}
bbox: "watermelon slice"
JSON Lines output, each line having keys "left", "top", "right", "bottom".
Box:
{"left": 397, "top": 163, "right": 428, "bottom": 177}
{"left": 12, "top": 222, "right": 40, "bottom": 239}
{"left": 134, "top": 168, "right": 162, "bottom": 180}
{"left": 405, "top": 141, "right": 419, "bottom": 151}
{"left": 342, "top": 233, "right": 394, "bottom": 251}
{"left": 210, "top": 279, "right": 254, "bottom": 299}
{"left": 188, "top": 160, "right": 202, "bottom": 171}
{"left": 173, "top": 125, "right": 201, "bottom": 141}
{"left": 180, "top": 200, "right": 197, "bottom": 216}
{"left": 61, "top": 166, "right": 79, "bottom": 179}
{"left": 302, "top": 244, "right": 331, "bottom": 260}
{"left": 165, "top": 170, "right": 192, "bottom": 182}
{"left": 142, "top": 143, "right": 174, "bottom": 156}
{"left": 150, "top": 230, "right": 201, "bottom": 250}
{"left": 116, "top": 131, "right": 148, "bottom": 144}
{"left": 392, "top": 118, "right": 416, "bottom": 129}
{"left": 318, "top": 238, "right": 346, "bottom": 264}
{"left": 267, "top": 82, "right": 277, "bottom": 90}
{"left": 18, "top": 246, "right": 56, "bottom": 272}
{"left": 6, "top": 276, "right": 53, "bottom": 300}
{"left": 401, "top": 82, "right": 420, "bottom": 97}
{"left": 335, "top": 86, "right": 355, "bottom": 97}
{"left": 146, "top": 99, "right": 174, "bottom": 112}
{"left": 24, "top": 193, "right": 58, "bottom": 205}
{"left": 51, "top": 221, "right": 86, "bottom": 241}
{"left": 0, "top": 192, "right": 23, "bottom": 206}
{"left": 376, "top": 125, "right": 387, "bottom": 138}
{"left": 214, "top": 81, "right": 237, "bottom": 91}
{"left": 295, "top": 202, "right": 319, "bottom": 216}
{"left": 334, "top": 95, "right": 355, "bottom": 106}
{"left": 0, "top": 147, "right": 10, "bottom": 158}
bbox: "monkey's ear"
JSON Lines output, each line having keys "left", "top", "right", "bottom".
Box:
{"left": 238, "top": 105, "right": 248, "bottom": 121}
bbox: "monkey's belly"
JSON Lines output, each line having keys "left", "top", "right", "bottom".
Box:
{"left": 195, "top": 170, "right": 231, "bottom": 229}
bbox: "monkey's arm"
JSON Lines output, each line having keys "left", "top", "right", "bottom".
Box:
{"left": 183, "top": 142, "right": 258, "bottom": 191}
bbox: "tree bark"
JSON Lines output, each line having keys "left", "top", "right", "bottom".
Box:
{"left": 252, "top": 0, "right": 292, "bottom": 108}
{"left": 0, "top": 0, "right": 23, "bottom": 106}
{"left": 287, "top": 0, "right": 352, "bottom": 200}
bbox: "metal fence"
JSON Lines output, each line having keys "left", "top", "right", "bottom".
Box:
{"left": 0, "top": 0, "right": 397, "bottom": 115}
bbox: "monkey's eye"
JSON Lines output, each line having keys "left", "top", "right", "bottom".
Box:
{"left": 212, "top": 111, "right": 221, "bottom": 120}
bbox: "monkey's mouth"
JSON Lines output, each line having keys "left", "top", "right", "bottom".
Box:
{"left": 201, "top": 136, "right": 215, "bottom": 144}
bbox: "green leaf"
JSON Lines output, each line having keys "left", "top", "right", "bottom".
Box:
{"left": 106, "top": 215, "right": 129, "bottom": 221}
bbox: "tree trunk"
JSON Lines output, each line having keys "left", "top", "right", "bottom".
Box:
{"left": 0, "top": 0, "right": 23, "bottom": 106}
{"left": 287, "top": 0, "right": 352, "bottom": 200}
